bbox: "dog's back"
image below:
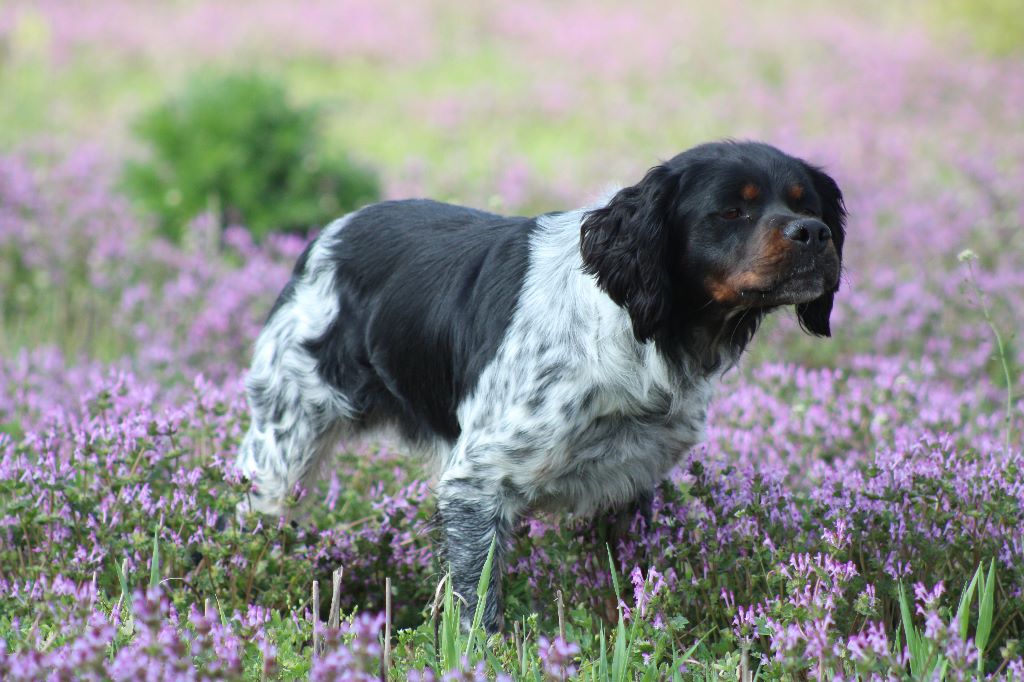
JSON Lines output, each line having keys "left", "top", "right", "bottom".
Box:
{"left": 311, "top": 200, "right": 534, "bottom": 443}
{"left": 237, "top": 200, "right": 536, "bottom": 519}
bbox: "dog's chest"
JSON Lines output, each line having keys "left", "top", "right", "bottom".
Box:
{"left": 446, "top": 213, "right": 724, "bottom": 514}
{"left": 536, "top": 375, "right": 711, "bottom": 514}
{"left": 457, "top": 331, "right": 715, "bottom": 515}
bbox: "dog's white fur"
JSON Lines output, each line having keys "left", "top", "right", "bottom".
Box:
{"left": 236, "top": 205, "right": 725, "bottom": 522}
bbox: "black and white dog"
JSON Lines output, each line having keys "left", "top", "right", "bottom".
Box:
{"left": 235, "top": 140, "right": 845, "bottom": 631}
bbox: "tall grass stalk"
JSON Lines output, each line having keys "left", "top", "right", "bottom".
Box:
{"left": 466, "top": 536, "right": 498, "bottom": 659}
{"left": 959, "top": 250, "right": 1017, "bottom": 452}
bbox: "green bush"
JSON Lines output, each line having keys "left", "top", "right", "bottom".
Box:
{"left": 123, "top": 72, "right": 379, "bottom": 243}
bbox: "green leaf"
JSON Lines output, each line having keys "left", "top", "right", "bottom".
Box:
{"left": 897, "top": 582, "right": 921, "bottom": 677}
{"left": 976, "top": 559, "right": 996, "bottom": 663}
{"left": 149, "top": 525, "right": 161, "bottom": 589}
{"left": 606, "top": 544, "right": 622, "bottom": 604}
{"left": 677, "top": 634, "right": 704, "bottom": 664}
{"left": 115, "top": 556, "right": 131, "bottom": 606}
{"left": 611, "top": 609, "right": 629, "bottom": 682}
{"left": 484, "top": 645, "right": 505, "bottom": 680}
{"left": 440, "top": 572, "right": 460, "bottom": 673}
{"left": 956, "top": 563, "right": 982, "bottom": 641}
{"left": 598, "top": 625, "right": 609, "bottom": 682}
{"left": 465, "top": 536, "right": 497, "bottom": 660}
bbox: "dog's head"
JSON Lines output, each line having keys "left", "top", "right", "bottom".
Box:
{"left": 581, "top": 141, "right": 846, "bottom": 343}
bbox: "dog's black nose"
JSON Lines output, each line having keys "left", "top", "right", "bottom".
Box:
{"left": 783, "top": 219, "right": 832, "bottom": 251}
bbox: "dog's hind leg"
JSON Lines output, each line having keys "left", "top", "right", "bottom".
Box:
{"left": 234, "top": 221, "right": 357, "bottom": 520}
{"left": 235, "top": 341, "right": 353, "bottom": 519}
{"left": 235, "top": 391, "right": 346, "bottom": 520}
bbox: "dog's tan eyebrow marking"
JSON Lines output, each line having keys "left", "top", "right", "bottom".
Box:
{"left": 788, "top": 184, "right": 804, "bottom": 200}
{"left": 741, "top": 183, "right": 760, "bottom": 201}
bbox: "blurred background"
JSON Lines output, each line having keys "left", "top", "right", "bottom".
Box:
{"left": 1, "top": 0, "right": 1022, "bottom": 418}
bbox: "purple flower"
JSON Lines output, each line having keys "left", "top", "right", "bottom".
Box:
{"left": 538, "top": 636, "right": 581, "bottom": 680}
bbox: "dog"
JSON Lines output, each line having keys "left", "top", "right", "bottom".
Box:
{"left": 234, "top": 140, "right": 845, "bottom": 632}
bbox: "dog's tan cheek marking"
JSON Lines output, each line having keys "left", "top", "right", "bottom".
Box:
{"left": 758, "top": 229, "right": 793, "bottom": 267}
{"left": 705, "top": 277, "right": 739, "bottom": 304}
{"left": 705, "top": 271, "right": 766, "bottom": 304}
{"left": 788, "top": 184, "right": 804, "bottom": 201}
{"left": 732, "top": 270, "right": 768, "bottom": 290}
{"left": 741, "top": 183, "right": 760, "bottom": 201}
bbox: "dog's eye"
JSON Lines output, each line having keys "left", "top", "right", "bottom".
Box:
{"left": 720, "top": 208, "right": 742, "bottom": 220}
{"left": 799, "top": 207, "right": 820, "bottom": 217}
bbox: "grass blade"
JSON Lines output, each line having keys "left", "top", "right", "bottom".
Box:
{"left": 612, "top": 608, "right": 629, "bottom": 682}
{"left": 976, "top": 558, "right": 996, "bottom": 668}
{"left": 680, "top": 634, "right": 704, "bottom": 660}
{"left": 897, "top": 582, "right": 920, "bottom": 678}
{"left": 956, "top": 563, "right": 982, "bottom": 641}
{"left": 114, "top": 556, "right": 131, "bottom": 611}
{"left": 605, "top": 544, "right": 622, "bottom": 604}
{"left": 149, "top": 526, "right": 161, "bottom": 589}
{"left": 598, "top": 625, "right": 609, "bottom": 682}
{"left": 484, "top": 646, "right": 505, "bottom": 680}
{"left": 441, "top": 571, "right": 460, "bottom": 673}
{"left": 465, "top": 536, "right": 497, "bottom": 659}
{"left": 671, "top": 654, "right": 684, "bottom": 682}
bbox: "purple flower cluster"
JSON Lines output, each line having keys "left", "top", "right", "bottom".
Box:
{"left": 0, "top": 146, "right": 305, "bottom": 387}
{"left": 538, "top": 636, "right": 581, "bottom": 680}
{"left": 310, "top": 612, "right": 384, "bottom": 682}
{"left": 0, "top": 587, "right": 250, "bottom": 681}
{"left": 0, "top": 0, "right": 436, "bottom": 66}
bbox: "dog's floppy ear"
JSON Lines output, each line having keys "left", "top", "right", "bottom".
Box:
{"left": 796, "top": 163, "right": 846, "bottom": 337}
{"left": 580, "top": 164, "right": 676, "bottom": 342}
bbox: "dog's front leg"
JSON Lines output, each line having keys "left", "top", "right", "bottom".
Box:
{"left": 436, "top": 472, "right": 521, "bottom": 634}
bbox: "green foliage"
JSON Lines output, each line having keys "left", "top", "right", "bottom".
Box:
{"left": 149, "top": 525, "right": 161, "bottom": 590}
{"left": 898, "top": 581, "right": 939, "bottom": 679}
{"left": 897, "top": 561, "right": 1000, "bottom": 680}
{"left": 122, "top": 72, "right": 379, "bottom": 243}
{"left": 395, "top": 545, "right": 701, "bottom": 681}
{"left": 466, "top": 538, "right": 498, "bottom": 659}
{"left": 976, "top": 560, "right": 998, "bottom": 671}
{"left": 929, "top": 0, "right": 1024, "bottom": 56}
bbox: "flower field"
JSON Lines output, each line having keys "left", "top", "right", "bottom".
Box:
{"left": 1, "top": 1, "right": 1023, "bottom": 679}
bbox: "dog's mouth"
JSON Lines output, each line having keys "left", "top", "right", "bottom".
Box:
{"left": 736, "top": 263, "right": 838, "bottom": 307}
{"left": 705, "top": 254, "right": 839, "bottom": 308}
